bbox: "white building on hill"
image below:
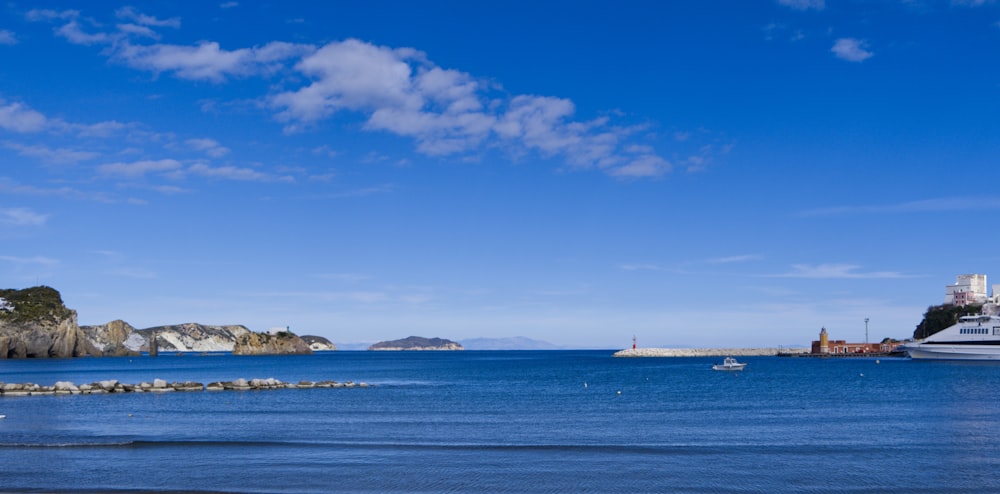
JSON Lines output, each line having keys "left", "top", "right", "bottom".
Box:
{"left": 945, "top": 274, "right": 988, "bottom": 306}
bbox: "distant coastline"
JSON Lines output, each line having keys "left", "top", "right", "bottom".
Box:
{"left": 613, "top": 347, "right": 810, "bottom": 357}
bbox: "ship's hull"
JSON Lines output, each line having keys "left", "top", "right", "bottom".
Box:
{"left": 903, "top": 343, "right": 1000, "bottom": 360}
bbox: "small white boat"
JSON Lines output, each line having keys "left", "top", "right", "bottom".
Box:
{"left": 712, "top": 357, "right": 747, "bottom": 371}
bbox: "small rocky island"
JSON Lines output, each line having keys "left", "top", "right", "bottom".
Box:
{"left": 0, "top": 286, "right": 333, "bottom": 358}
{"left": 368, "top": 336, "right": 463, "bottom": 351}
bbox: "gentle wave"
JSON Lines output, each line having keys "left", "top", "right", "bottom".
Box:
{"left": 0, "top": 438, "right": 906, "bottom": 456}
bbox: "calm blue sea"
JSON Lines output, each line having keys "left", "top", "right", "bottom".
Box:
{"left": 0, "top": 351, "right": 998, "bottom": 493}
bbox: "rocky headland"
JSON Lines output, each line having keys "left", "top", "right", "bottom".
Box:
{"left": 368, "top": 336, "right": 463, "bottom": 351}
{"left": 0, "top": 286, "right": 331, "bottom": 358}
{"left": 232, "top": 331, "right": 312, "bottom": 355}
{"left": 0, "top": 287, "right": 98, "bottom": 358}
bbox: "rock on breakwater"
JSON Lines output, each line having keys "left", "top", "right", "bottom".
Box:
{"left": 613, "top": 347, "right": 810, "bottom": 357}
{"left": 0, "top": 377, "right": 371, "bottom": 396}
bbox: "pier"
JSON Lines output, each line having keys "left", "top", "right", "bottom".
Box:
{"left": 613, "top": 347, "right": 809, "bottom": 358}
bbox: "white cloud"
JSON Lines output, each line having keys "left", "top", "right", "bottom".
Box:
{"left": 98, "top": 159, "right": 183, "bottom": 177}
{"left": 0, "top": 30, "right": 17, "bottom": 45}
{"left": 36, "top": 17, "right": 684, "bottom": 179}
{"left": 25, "top": 9, "right": 79, "bottom": 22}
{"left": 116, "top": 23, "right": 160, "bottom": 40}
{"left": 831, "top": 38, "right": 874, "bottom": 62}
{"left": 56, "top": 20, "right": 110, "bottom": 45}
{"left": 68, "top": 120, "right": 128, "bottom": 138}
{"left": 0, "top": 207, "right": 48, "bottom": 226}
{"left": 113, "top": 41, "right": 314, "bottom": 82}
{"left": 188, "top": 164, "right": 294, "bottom": 182}
{"left": 271, "top": 39, "right": 673, "bottom": 177}
{"left": 3, "top": 141, "right": 99, "bottom": 164}
{"left": 273, "top": 39, "right": 425, "bottom": 122}
{"left": 0, "top": 102, "right": 47, "bottom": 133}
{"left": 115, "top": 7, "right": 180, "bottom": 28}
{"left": 608, "top": 155, "right": 672, "bottom": 178}
{"left": 0, "top": 178, "right": 113, "bottom": 202}
{"left": 186, "top": 138, "right": 230, "bottom": 157}
{"left": 777, "top": 0, "right": 825, "bottom": 10}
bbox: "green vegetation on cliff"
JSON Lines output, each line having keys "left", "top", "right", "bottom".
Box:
{"left": 0, "top": 286, "right": 74, "bottom": 323}
{"left": 913, "top": 303, "right": 983, "bottom": 340}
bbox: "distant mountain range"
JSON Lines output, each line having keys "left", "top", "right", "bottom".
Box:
{"left": 335, "top": 336, "right": 560, "bottom": 351}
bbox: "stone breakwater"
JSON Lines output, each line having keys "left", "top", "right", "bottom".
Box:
{"left": 0, "top": 377, "right": 371, "bottom": 396}
{"left": 613, "top": 347, "right": 810, "bottom": 357}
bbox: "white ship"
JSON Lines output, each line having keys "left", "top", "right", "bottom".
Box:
{"left": 902, "top": 315, "right": 1000, "bottom": 360}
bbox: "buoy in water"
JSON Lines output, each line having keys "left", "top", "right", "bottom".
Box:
{"left": 616, "top": 390, "right": 622, "bottom": 396}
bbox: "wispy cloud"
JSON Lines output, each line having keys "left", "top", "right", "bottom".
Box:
{"left": 98, "top": 159, "right": 183, "bottom": 177}
{"left": 0, "top": 207, "right": 48, "bottom": 226}
{"left": 313, "top": 273, "right": 372, "bottom": 282}
{"left": 0, "top": 102, "right": 47, "bottom": 133}
{"left": 186, "top": 138, "right": 230, "bottom": 157}
{"left": 798, "top": 196, "right": 1000, "bottom": 217}
{"left": 777, "top": 0, "right": 825, "bottom": 10}
{"left": 0, "top": 178, "right": 114, "bottom": 203}
{"left": 620, "top": 264, "right": 662, "bottom": 271}
{"left": 772, "top": 263, "right": 909, "bottom": 279}
{"left": 708, "top": 254, "right": 762, "bottom": 264}
{"left": 110, "top": 267, "right": 157, "bottom": 279}
{"left": 0, "top": 30, "right": 17, "bottom": 45}
{"left": 114, "top": 41, "right": 315, "bottom": 83}
{"left": 188, "top": 164, "right": 295, "bottom": 182}
{"left": 0, "top": 255, "right": 59, "bottom": 265}
{"left": 831, "top": 38, "right": 874, "bottom": 62}
{"left": 115, "top": 6, "right": 181, "bottom": 28}
{"left": 3, "top": 141, "right": 99, "bottom": 164}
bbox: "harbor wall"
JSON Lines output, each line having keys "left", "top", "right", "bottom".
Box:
{"left": 613, "top": 347, "right": 810, "bottom": 358}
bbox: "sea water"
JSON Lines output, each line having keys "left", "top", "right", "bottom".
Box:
{"left": 0, "top": 351, "right": 998, "bottom": 493}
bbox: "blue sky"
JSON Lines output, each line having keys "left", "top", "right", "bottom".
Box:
{"left": 2, "top": 1, "right": 999, "bottom": 349}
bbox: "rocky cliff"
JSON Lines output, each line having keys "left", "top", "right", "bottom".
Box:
{"left": 301, "top": 335, "right": 336, "bottom": 351}
{"left": 0, "top": 286, "right": 97, "bottom": 358}
{"left": 80, "top": 321, "right": 252, "bottom": 353}
{"left": 232, "top": 331, "right": 313, "bottom": 355}
{"left": 80, "top": 319, "right": 144, "bottom": 356}
{"left": 140, "top": 323, "right": 252, "bottom": 352}
{"left": 81, "top": 321, "right": 334, "bottom": 354}
{"left": 368, "top": 336, "right": 464, "bottom": 351}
